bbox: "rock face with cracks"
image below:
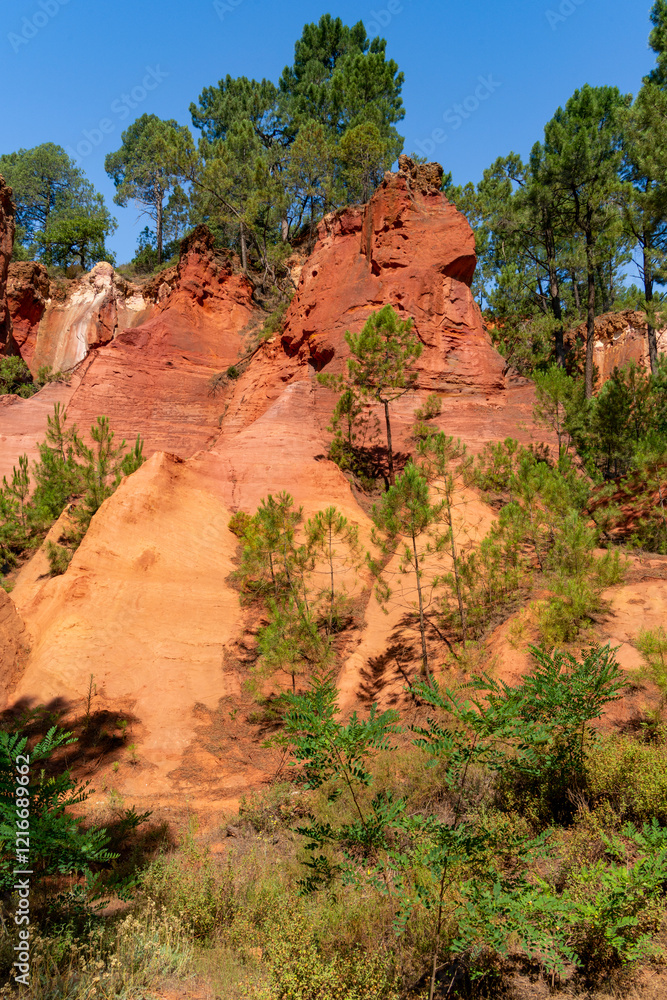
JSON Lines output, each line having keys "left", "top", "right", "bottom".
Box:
{"left": 280, "top": 155, "right": 506, "bottom": 393}
{"left": 6, "top": 261, "right": 51, "bottom": 362}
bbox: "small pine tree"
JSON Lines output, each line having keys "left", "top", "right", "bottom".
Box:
{"left": 306, "top": 506, "right": 359, "bottom": 636}
{"left": 370, "top": 463, "right": 442, "bottom": 680}
{"left": 318, "top": 305, "right": 422, "bottom": 485}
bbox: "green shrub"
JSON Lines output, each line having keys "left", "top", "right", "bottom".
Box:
{"left": 586, "top": 734, "right": 667, "bottom": 824}
{"left": 636, "top": 626, "right": 667, "bottom": 704}
{"left": 0, "top": 356, "right": 35, "bottom": 397}
{"left": 536, "top": 576, "right": 604, "bottom": 645}
{"left": 0, "top": 727, "right": 118, "bottom": 895}
{"left": 414, "top": 393, "right": 442, "bottom": 422}
{"left": 1, "top": 904, "right": 194, "bottom": 998}
{"left": 228, "top": 510, "right": 252, "bottom": 538}
{"left": 46, "top": 540, "right": 73, "bottom": 576}
{"left": 141, "top": 843, "right": 236, "bottom": 939}
{"left": 251, "top": 912, "right": 399, "bottom": 1000}
{"left": 259, "top": 299, "right": 291, "bottom": 342}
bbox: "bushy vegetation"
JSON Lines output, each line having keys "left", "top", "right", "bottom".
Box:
{"left": 0, "top": 143, "right": 116, "bottom": 269}
{"left": 4, "top": 644, "right": 667, "bottom": 999}
{"left": 3, "top": 7, "right": 667, "bottom": 999}
{"left": 0, "top": 357, "right": 68, "bottom": 399}
{"left": 229, "top": 493, "right": 360, "bottom": 697}
{"left": 0, "top": 403, "right": 144, "bottom": 578}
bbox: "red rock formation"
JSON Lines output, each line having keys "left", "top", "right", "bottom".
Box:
{"left": 570, "top": 309, "right": 667, "bottom": 381}
{"left": 6, "top": 261, "right": 50, "bottom": 362}
{"left": 0, "top": 171, "right": 567, "bottom": 809}
{"left": 0, "top": 175, "right": 16, "bottom": 354}
{"left": 63, "top": 226, "right": 258, "bottom": 457}
{"left": 280, "top": 156, "right": 506, "bottom": 393}
{"left": 28, "top": 262, "right": 157, "bottom": 373}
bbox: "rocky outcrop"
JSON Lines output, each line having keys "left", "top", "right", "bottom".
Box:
{"left": 0, "top": 175, "right": 16, "bottom": 353}
{"left": 571, "top": 309, "right": 667, "bottom": 381}
{"left": 280, "top": 157, "right": 506, "bottom": 393}
{"left": 6, "top": 261, "right": 50, "bottom": 362}
{"left": 0, "top": 166, "right": 561, "bottom": 809}
{"left": 26, "top": 262, "right": 154, "bottom": 373}
{"left": 61, "top": 227, "right": 257, "bottom": 457}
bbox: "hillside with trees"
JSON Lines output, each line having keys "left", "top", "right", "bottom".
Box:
{"left": 0, "top": 7, "right": 667, "bottom": 1000}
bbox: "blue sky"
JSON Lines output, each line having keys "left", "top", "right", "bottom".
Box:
{"left": 1, "top": 0, "right": 656, "bottom": 263}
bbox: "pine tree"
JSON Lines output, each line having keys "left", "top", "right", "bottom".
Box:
{"left": 542, "top": 85, "right": 630, "bottom": 397}
{"left": 647, "top": 0, "right": 667, "bottom": 87}
{"left": 533, "top": 364, "right": 577, "bottom": 456}
{"left": 105, "top": 115, "right": 194, "bottom": 264}
{"left": 0, "top": 144, "right": 116, "bottom": 267}
{"left": 306, "top": 507, "right": 359, "bottom": 636}
{"left": 416, "top": 432, "right": 471, "bottom": 646}
{"left": 73, "top": 418, "right": 144, "bottom": 535}
{"left": 370, "top": 463, "right": 441, "bottom": 680}
{"left": 619, "top": 83, "right": 667, "bottom": 374}
{"left": 319, "top": 305, "right": 422, "bottom": 486}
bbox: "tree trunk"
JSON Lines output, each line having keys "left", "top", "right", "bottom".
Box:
{"left": 412, "top": 530, "right": 430, "bottom": 681}
{"left": 584, "top": 229, "right": 596, "bottom": 400}
{"left": 596, "top": 264, "right": 611, "bottom": 313}
{"left": 571, "top": 272, "right": 582, "bottom": 314}
{"left": 550, "top": 269, "right": 565, "bottom": 366}
{"left": 155, "top": 180, "right": 163, "bottom": 266}
{"left": 281, "top": 215, "right": 289, "bottom": 243}
{"left": 328, "top": 523, "right": 335, "bottom": 637}
{"left": 643, "top": 243, "right": 659, "bottom": 376}
{"left": 446, "top": 495, "right": 466, "bottom": 647}
{"left": 240, "top": 222, "right": 248, "bottom": 273}
{"left": 383, "top": 398, "right": 395, "bottom": 486}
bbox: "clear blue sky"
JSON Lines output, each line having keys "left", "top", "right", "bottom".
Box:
{"left": 1, "top": 0, "right": 656, "bottom": 263}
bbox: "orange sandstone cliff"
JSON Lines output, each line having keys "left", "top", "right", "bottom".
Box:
{"left": 0, "top": 159, "right": 663, "bottom": 816}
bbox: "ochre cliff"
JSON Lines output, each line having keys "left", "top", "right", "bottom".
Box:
{"left": 280, "top": 155, "right": 506, "bottom": 393}
{"left": 6, "top": 161, "right": 661, "bottom": 814}
{"left": 0, "top": 588, "right": 27, "bottom": 708}
{"left": 62, "top": 226, "right": 257, "bottom": 457}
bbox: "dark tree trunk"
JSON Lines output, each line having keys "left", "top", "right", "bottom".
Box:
{"left": 596, "top": 264, "right": 611, "bottom": 313}
{"left": 155, "top": 180, "right": 163, "bottom": 266}
{"left": 585, "top": 231, "right": 596, "bottom": 399}
{"left": 549, "top": 268, "right": 565, "bottom": 365}
{"left": 240, "top": 222, "right": 248, "bottom": 273}
{"left": 643, "top": 242, "right": 659, "bottom": 376}
{"left": 383, "top": 398, "right": 395, "bottom": 487}
{"left": 545, "top": 226, "right": 565, "bottom": 366}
